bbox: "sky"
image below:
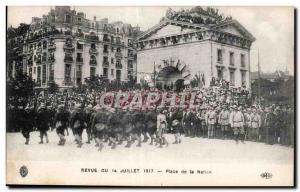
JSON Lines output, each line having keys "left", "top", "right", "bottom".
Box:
{"left": 7, "top": 6, "right": 294, "bottom": 75}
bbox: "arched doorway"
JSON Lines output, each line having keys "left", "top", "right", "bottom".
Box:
{"left": 175, "top": 79, "right": 185, "bottom": 91}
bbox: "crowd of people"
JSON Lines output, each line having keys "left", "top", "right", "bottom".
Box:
{"left": 7, "top": 81, "right": 294, "bottom": 151}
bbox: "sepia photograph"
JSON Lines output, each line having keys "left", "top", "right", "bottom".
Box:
{"left": 6, "top": 5, "right": 295, "bottom": 186}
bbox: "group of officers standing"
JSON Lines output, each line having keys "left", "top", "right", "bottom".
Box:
{"left": 10, "top": 97, "right": 294, "bottom": 151}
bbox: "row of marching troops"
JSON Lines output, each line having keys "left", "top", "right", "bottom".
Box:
{"left": 10, "top": 100, "right": 294, "bottom": 150}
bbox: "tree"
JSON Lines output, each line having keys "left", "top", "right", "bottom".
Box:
{"left": 7, "top": 72, "right": 35, "bottom": 107}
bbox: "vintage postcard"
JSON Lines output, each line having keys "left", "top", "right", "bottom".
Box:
{"left": 6, "top": 6, "right": 295, "bottom": 186}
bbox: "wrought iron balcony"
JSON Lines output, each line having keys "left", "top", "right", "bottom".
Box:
{"left": 90, "top": 60, "right": 97, "bottom": 66}
{"left": 48, "top": 43, "right": 56, "bottom": 50}
{"left": 116, "top": 63, "right": 122, "bottom": 69}
{"left": 115, "top": 52, "right": 123, "bottom": 57}
{"left": 64, "top": 56, "right": 73, "bottom": 63}
{"left": 76, "top": 58, "right": 83, "bottom": 64}
{"left": 89, "top": 48, "right": 99, "bottom": 55}
{"left": 102, "top": 61, "right": 109, "bottom": 67}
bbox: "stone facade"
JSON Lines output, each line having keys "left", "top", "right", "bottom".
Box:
{"left": 8, "top": 6, "right": 141, "bottom": 88}
{"left": 136, "top": 19, "right": 255, "bottom": 89}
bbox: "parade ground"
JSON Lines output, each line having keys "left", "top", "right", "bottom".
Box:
{"left": 6, "top": 131, "right": 294, "bottom": 186}
{"left": 7, "top": 131, "right": 293, "bottom": 164}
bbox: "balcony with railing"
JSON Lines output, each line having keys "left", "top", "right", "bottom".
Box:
{"left": 36, "top": 58, "right": 41, "bottom": 65}
{"left": 90, "top": 59, "right": 97, "bottom": 66}
{"left": 115, "top": 51, "right": 123, "bottom": 58}
{"left": 76, "top": 57, "right": 83, "bottom": 64}
{"left": 42, "top": 56, "right": 47, "bottom": 63}
{"left": 63, "top": 44, "right": 74, "bottom": 50}
{"left": 116, "top": 63, "right": 122, "bottom": 69}
{"left": 103, "top": 61, "right": 109, "bottom": 67}
{"left": 64, "top": 56, "right": 73, "bottom": 63}
{"left": 103, "top": 37, "right": 110, "bottom": 42}
{"left": 63, "top": 80, "right": 73, "bottom": 86}
{"left": 89, "top": 48, "right": 99, "bottom": 55}
{"left": 48, "top": 43, "right": 56, "bottom": 50}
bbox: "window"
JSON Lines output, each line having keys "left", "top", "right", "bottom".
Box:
{"left": 29, "top": 67, "right": 32, "bottom": 77}
{"left": 33, "top": 67, "right": 36, "bottom": 74}
{"left": 103, "top": 68, "right": 108, "bottom": 77}
{"left": 76, "top": 53, "right": 83, "bottom": 62}
{"left": 65, "top": 64, "right": 71, "bottom": 82}
{"left": 77, "top": 42, "right": 83, "bottom": 50}
{"left": 230, "top": 52, "right": 234, "bottom": 65}
{"left": 42, "top": 65, "right": 46, "bottom": 84}
{"left": 37, "top": 66, "right": 41, "bottom": 81}
{"left": 111, "top": 69, "right": 114, "bottom": 76}
{"left": 103, "top": 45, "right": 108, "bottom": 53}
{"left": 111, "top": 58, "right": 114, "bottom": 64}
{"left": 241, "top": 54, "right": 245, "bottom": 67}
{"left": 49, "top": 64, "right": 54, "bottom": 81}
{"left": 116, "top": 70, "right": 121, "bottom": 81}
{"left": 230, "top": 70, "right": 235, "bottom": 86}
{"left": 217, "top": 49, "right": 223, "bottom": 63}
{"left": 116, "top": 28, "right": 119, "bottom": 33}
{"left": 241, "top": 71, "right": 246, "bottom": 86}
{"left": 217, "top": 68, "right": 223, "bottom": 79}
{"left": 43, "top": 41, "right": 47, "bottom": 49}
{"left": 78, "top": 17, "right": 81, "bottom": 22}
{"left": 111, "top": 36, "right": 114, "bottom": 43}
{"left": 90, "top": 67, "right": 96, "bottom": 77}
{"left": 111, "top": 46, "right": 114, "bottom": 52}
{"left": 128, "top": 60, "right": 133, "bottom": 68}
{"left": 76, "top": 65, "right": 82, "bottom": 85}
{"left": 65, "top": 15, "right": 71, "bottom": 23}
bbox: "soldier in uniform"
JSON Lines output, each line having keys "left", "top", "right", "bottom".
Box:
{"left": 229, "top": 105, "right": 245, "bottom": 144}
{"left": 243, "top": 108, "right": 251, "bottom": 141}
{"left": 171, "top": 107, "right": 182, "bottom": 144}
{"left": 53, "top": 105, "right": 69, "bottom": 146}
{"left": 218, "top": 106, "right": 230, "bottom": 139}
{"left": 20, "top": 105, "right": 35, "bottom": 144}
{"left": 36, "top": 103, "right": 50, "bottom": 144}
{"left": 91, "top": 106, "right": 109, "bottom": 151}
{"left": 205, "top": 106, "right": 217, "bottom": 139}
{"left": 145, "top": 106, "right": 158, "bottom": 145}
{"left": 122, "top": 107, "right": 134, "bottom": 148}
{"left": 249, "top": 107, "right": 261, "bottom": 142}
{"left": 107, "top": 107, "right": 120, "bottom": 149}
{"left": 157, "top": 109, "right": 168, "bottom": 148}
{"left": 264, "top": 106, "right": 276, "bottom": 145}
{"left": 131, "top": 108, "right": 145, "bottom": 147}
{"left": 85, "top": 105, "right": 94, "bottom": 144}
{"left": 70, "top": 104, "right": 86, "bottom": 148}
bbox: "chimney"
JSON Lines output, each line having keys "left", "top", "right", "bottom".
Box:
{"left": 94, "top": 16, "right": 96, "bottom": 21}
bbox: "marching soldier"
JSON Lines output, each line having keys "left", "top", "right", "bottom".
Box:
{"left": 131, "top": 108, "right": 144, "bottom": 147}
{"left": 91, "top": 106, "right": 109, "bottom": 151}
{"left": 107, "top": 108, "right": 120, "bottom": 149}
{"left": 218, "top": 106, "right": 230, "bottom": 139}
{"left": 53, "top": 105, "right": 69, "bottom": 146}
{"left": 230, "top": 106, "right": 245, "bottom": 144}
{"left": 85, "top": 105, "right": 94, "bottom": 144}
{"left": 171, "top": 107, "right": 182, "bottom": 144}
{"left": 70, "top": 104, "right": 86, "bottom": 148}
{"left": 20, "top": 105, "right": 35, "bottom": 145}
{"left": 36, "top": 103, "right": 50, "bottom": 144}
{"left": 145, "top": 106, "right": 157, "bottom": 145}
{"left": 157, "top": 109, "right": 168, "bottom": 148}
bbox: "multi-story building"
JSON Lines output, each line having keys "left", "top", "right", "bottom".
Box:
{"left": 136, "top": 17, "right": 256, "bottom": 89}
{"left": 7, "top": 6, "right": 141, "bottom": 88}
